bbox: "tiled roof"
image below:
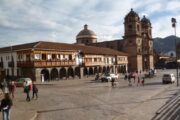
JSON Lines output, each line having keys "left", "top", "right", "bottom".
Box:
{"left": 0, "top": 41, "right": 128, "bottom": 56}
{"left": 0, "top": 42, "right": 39, "bottom": 52}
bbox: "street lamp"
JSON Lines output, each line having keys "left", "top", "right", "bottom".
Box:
{"left": 171, "top": 17, "right": 179, "bottom": 86}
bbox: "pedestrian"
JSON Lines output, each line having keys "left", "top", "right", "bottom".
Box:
{"left": 0, "top": 93, "right": 13, "bottom": 120}
{"left": 95, "top": 73, "right": 99, "bottom": 81}
{"left": 111, "top": 78, "right": 115, "bottom": 87}
{"left": 32, "top": 82, "right": 38, "bottom": 99}
{"left": 128, "top": 73, "right": 132, "bottom": 86}
{"left": 137, "top": 76, "right": 140, "bottom": 86}
{"left": 24, "top": 82, "right": 31, "bottom": 102}
{"left": 2, "top": 79, "right": 9, "bottom": 94}
{"left": 141, "top": 77, "right": 145, "bottom": 86}
{"left": 9, "top": 81, "right": 16, "bottom": 98}
{"left": 124, "top": 72, "right": 128, "bottom": 80}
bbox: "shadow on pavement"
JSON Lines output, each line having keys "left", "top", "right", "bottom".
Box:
{"left": 145, "top": 82, "right": 163, "bottom": 86}
{"left": 151, "top": 90, "right": 180, "bottom": 120}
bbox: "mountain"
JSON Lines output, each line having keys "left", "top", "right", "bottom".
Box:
{"left": 153, "top": 35, "right": 180, "bottom": 53}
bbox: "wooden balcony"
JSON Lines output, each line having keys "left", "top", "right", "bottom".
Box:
{"left": 17, "top": 60, "right": 76, "bottom": 68}
{"left": 84, "top": 62, "right": 106, "bottom": 66}
{"left": 117, "top": 61, "right": 128, "bottom": 64}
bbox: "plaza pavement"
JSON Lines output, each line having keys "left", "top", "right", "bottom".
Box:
{"left": 0, "top": 70, "right": 180, "bottom": 120}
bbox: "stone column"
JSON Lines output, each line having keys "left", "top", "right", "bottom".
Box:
{"left": 35, "top": 68, "right": 42, "bottom": 83}
{"left": 79, "top": 67, "right": 84, "bottom": 79}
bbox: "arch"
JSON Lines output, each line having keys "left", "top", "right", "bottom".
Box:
{"left": 50, "top": 68, "right": 58, "bottom": 80}
{"left": 117, "top": 66, "right": 121, "bottom": 73}
{"left": 41, "top": 69, "right": 49, "bottom": 81}
{"left": 59, "top": 68, "right": 67, "bottom": 79}
{"left": 94, "top": 67, "right": 98, "bottom": 74}
{"left": 83, "top": 67, "right": 88, "bottom": 76}
{"left": 68, "top": 67, "right": 74, "bottom": 78}
{"left": 122, "top": 65, "right": 126, "bottom": 73}
{"left": 75, "top": 67, "right": 80, "bottom": 78}
{"left": 99, "top": 67, "right": 102, "bottom": 73}
{"left": 102, "top": 66, "right": 106, "bottom": 73}
{"left": 89, "top": 67, "right": 94, "bottom": 75}
{"left": 107, "top": 66, "right": 110, "bottom": 73}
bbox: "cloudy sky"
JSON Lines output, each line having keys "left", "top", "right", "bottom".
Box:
{"left": 0, "top": 0, "right": 180, "bottom": 47}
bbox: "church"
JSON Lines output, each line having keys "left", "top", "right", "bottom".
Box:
{"left": 76, "top": 9, "right": 154, "bottom": 72}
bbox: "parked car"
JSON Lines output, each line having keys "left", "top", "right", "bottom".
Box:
{"left": 15, "top": 78, "right": 32, "bottom": 87}
{"left": 101, "top": 73, "right": 118, "bottom": 82}
{"left": 162, "top": 73, "right": 175, "bottom": 84}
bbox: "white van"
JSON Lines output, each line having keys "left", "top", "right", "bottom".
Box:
{"left": 162, "top": 73, "right": 175, "bottom": 84}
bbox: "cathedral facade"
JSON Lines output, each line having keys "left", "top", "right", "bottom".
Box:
{"left": 76, "top": 9, "right": 154, "bottom": 72}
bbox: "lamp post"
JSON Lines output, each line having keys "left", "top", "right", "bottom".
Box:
{"left": 171, "top": 17, "right": 179, "bottom": 86}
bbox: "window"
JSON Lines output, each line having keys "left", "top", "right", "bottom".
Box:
{"left": 94, "top": 58, "right": 97, "bottom": 62}
{"left": 128, "top": 25, "right": 132, "bottom": 29}
{"left": 47, "top": 54, "right": 52, "bottom": 60}
{"left": 42, "top": 54, "right": 46, "bottom": 60}
{"left": 69, "top": 55, "right": 72, "bottom": 60}
{"left": 137, "top": 24, "right": 140, "bottom": 32}
{"left": 34, "top": 54, "right": 41, "bottom": 60}
{"left": 26, "top": 54, "right": 31, "bottom": 61}
{"left": 52, "top": 54, "right": 56, "bottom": 60}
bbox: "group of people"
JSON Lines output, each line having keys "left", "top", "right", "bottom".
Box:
{"left": 24, "top": 81, "right": 38, "bottom": 102}
{"left": 124, "top": 71, "right": 145, "bottom": 86}
{"left": 0, "top": 79, "right": 38, "bottom": 120}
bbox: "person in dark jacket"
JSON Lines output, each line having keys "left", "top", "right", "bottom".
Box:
{"left": 111, "top": 78, "right": 115, "bottom": 87}
{"left": 32, "top": 82, "right": 38, "bottom": 99}
{"left": 0, "top": 93, "right": 13, "bottom": 120}
{"left": 24, "top": 83, "right": 31, "bottom": 102}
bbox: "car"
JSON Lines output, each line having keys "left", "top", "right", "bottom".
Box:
{"left": 15, "top": 78, "right": 32, "bottom": 87}
{"left": 101, "top": 73, "right": 118, "bottom": 82}
{"left": 162, "top": 73, "right": 175, "bottom": 84}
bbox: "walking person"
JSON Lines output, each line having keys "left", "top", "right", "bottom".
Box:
{"left": 9, "top": 81, "right": 16, "bottom": 98}
{"left": 137, "top": 76, "right": 140, "bottom": 86}
{"left": 111, "top": 78, "right": 115, "bottom": 87}
{"left": 141, "top": 73, "right": 145, "bottom": 86}
{"left": 32, "top": 82, "right": 38, "bottom": 99}
{"left": 0, "top": 93, "right": 13, "bottom": 120}
{"left": 24, "top": 82, "right": 31, "bottom": 102}
{"left": 2, "top": 79, "right": 9, "bottom": 94}
{"left": 141, "top": 77, "right": 145, "bottom": 86}
{"left": 128, "top": 73, "right": 132, "bottom": 86}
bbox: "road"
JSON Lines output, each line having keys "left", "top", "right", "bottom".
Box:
{"left": 33, "top": 69, "right": 180, "bottom": 120}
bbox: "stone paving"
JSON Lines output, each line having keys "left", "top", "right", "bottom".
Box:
{"left": 0, "top": 70, "right": 180, "bottom": 120}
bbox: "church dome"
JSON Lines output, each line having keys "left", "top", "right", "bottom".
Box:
{"left": 76, "top": 24, "right": 97, "bottom": 39}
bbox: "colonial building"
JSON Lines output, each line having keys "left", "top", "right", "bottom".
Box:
{"left": 78, "top": 9, "right": 154, "bottom": 72}
{"left": 0, "top": 41, "right": 128, "bottom": 82}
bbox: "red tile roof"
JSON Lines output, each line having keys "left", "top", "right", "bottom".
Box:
{"left": 0, "top": 41, "right": 128, "bottom": 56}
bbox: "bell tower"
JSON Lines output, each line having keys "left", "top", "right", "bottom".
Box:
{"left": 141, "top": 15, "right": 153, "bottom": 70}
{"left": 123, "top": 8, "right": 143, "bottom": 72}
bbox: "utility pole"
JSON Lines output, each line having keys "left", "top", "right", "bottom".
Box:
{"left": 171, "top": 18, "right": 179, "bottom": 86}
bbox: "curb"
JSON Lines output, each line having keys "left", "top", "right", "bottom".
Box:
{"left": 30, "top": 112, "right": 38, "bottom": 120}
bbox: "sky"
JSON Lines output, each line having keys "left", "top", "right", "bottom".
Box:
{"left": 0, "top": 0, "right": 180, "bottom": 47}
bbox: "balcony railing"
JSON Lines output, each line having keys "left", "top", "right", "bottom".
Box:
{"left": 17, "top": 60, "right": 76, "bottom": 67}
{"left": 84, "top": 62, "right": 109, "bottom": 66}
